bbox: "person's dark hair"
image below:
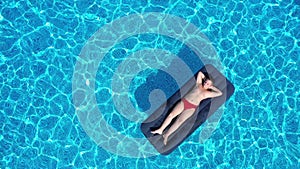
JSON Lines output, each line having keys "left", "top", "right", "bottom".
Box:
{"left": 202, "top": 72, "right": 214, "bottom": 87}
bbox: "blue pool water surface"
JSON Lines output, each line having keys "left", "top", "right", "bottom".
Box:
{"left": 0, "top": 0, "right": 299, "bottom": 168}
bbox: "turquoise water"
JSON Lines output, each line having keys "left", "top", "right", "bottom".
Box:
{"left": 1, "top": 0, "right": 299, "bottom": 168}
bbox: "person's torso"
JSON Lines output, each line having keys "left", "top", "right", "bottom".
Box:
{"left": 183, "top": 84, "right": 208, "bottom": 105}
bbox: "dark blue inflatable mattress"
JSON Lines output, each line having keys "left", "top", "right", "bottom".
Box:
{"left": 140, "top": 64, "right": 235, "bottom": 155}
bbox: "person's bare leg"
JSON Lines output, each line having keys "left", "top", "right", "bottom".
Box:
{"left": 151, "top": 101, "right": 184, "bottom": 135}
{"left": 163, "top": 109, "right": 195, "bottom": 145}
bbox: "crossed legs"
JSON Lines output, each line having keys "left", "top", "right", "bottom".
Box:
{"left": 151, "top": 100, "right": 196, "bottom": 145}
{"left": 151, "top": 101, "right": 184, "bottom": 135}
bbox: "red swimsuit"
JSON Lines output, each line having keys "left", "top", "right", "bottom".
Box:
{"left": 182, "top": 98, "right": 198, "bottom": 110}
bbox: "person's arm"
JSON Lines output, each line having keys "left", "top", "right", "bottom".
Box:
{"left": 196, "top": 71, "right": 205, "bottom": 84}
{"left": 206, "top": 86, "right": 223, "bottom": 98}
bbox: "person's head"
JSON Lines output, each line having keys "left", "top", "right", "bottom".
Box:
{"left": 202, "top": 73, "right": 214, "bottom": 89}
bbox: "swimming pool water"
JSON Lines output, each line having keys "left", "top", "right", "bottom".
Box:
{"left": 1, "top": 0, "right": 299, "bottom": 168}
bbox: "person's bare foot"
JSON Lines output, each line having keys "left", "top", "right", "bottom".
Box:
{"left": 163, "top": 134, "right": 168, "bottom": 145}
{"left": 151, "top": 129, "right": 162, "bottom": 135}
